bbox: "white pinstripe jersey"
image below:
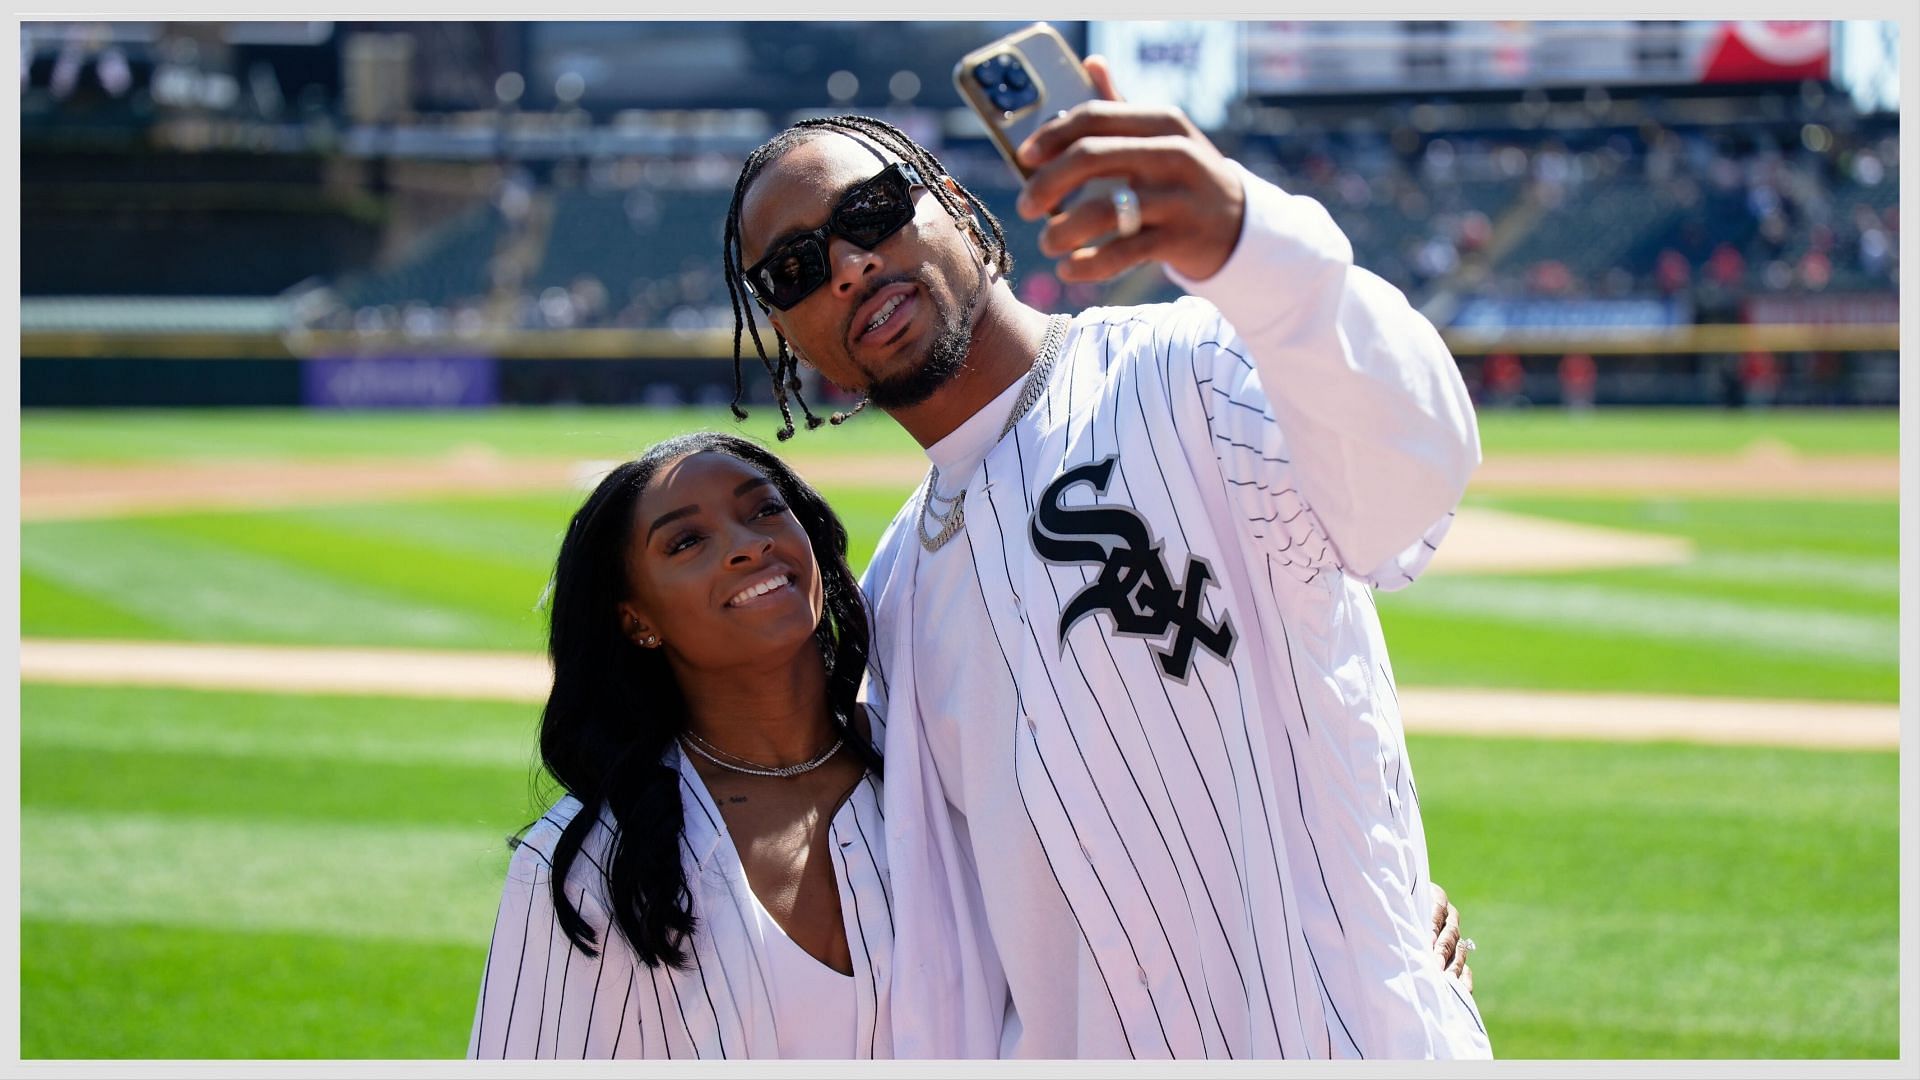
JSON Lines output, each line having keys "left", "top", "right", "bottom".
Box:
{"left": 867, "top": 166, "right": 1492, "bottom": 1059}
{"left": 468, "top": 741, "right": 894, "bottom": 1059}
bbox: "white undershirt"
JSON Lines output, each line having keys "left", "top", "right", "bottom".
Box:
{"left": 748, "top": 889, "right": 856, "bottom": 1059}
{"left": 912, "top": 350, "right": 1128, "bottom": 1057}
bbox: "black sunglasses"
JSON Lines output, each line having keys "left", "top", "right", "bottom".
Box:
{"left": 744, "top": 161, "right": 928, "bottom": 311}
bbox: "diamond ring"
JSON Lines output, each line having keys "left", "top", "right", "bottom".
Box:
{"left": 1110, "top": 183, "right": 1142, "bottom": 239}
{"left": 1459, "top": 937, "right": 1477, "bottom": 953}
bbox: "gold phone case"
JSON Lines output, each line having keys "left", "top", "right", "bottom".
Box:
{"left": 953, "top": 23, "right": 1102, "bottom": 180}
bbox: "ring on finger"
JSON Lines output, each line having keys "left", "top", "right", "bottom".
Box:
{"left": 1110, "top": 183, "right": 1142, "bottom": 239}
{"left": 1459, "top": 937, "right": 1477, "bottom": 953}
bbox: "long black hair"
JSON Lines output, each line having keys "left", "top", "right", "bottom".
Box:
{"left": 537, "top": 430, "right": 878, "bottom": 967}
{"left": 720, "top": 114, "right": 1013, "bottom": 440}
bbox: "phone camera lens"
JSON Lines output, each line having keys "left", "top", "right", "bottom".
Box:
{"left": 1004, "top": 65, "right": 1030, "bottom": 91}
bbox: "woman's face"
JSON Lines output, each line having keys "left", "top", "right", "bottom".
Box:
{"left": 620, "top": 451, "right": 825, "bottom": 671}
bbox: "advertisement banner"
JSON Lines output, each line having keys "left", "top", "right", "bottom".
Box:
{"left": 1450, "top": 297, "right": 1690, "bottom": 334}
{"left": 302, "top": 356, "right": 498, "bottom": 408}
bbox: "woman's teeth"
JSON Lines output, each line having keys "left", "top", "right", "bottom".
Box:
{"left": 727, "top": 574, "right": 790, "bottom": 607}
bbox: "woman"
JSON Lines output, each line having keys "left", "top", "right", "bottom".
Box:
{"left": 468, "top": 431, "right": 891, "bottom": 1058}
{"left": 469, "top": 430, "right": 1474, "bottom": 1060}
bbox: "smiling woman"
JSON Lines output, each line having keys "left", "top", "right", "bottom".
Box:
{"left": 468, "top": 430, "right": 891, "bottom": 1059}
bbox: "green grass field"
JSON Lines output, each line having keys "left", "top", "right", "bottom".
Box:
{"left": 17, "top": 406, "right": 1902, "bottom": 1058}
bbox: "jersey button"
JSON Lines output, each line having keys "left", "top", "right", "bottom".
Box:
{"left": 1137, "top": 966, "right": 1150, "bottom": 986}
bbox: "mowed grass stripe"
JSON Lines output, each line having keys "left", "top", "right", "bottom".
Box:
{"left": 23, "top": 739, "right": 542, "bottom": 830}
{"left": 1466, "top": 408, "right": 1898, "bottom": 455}
{"left": 22, "top": 683, "right": 541, "bottom": 770}
{"left": 1675, "top": 550, "right": 1900, "bottom": 598}
{"left": 1475, "top": 494, "right": 1899, "bottom": 564}
{"left": 1386, "top": 576, "right": 1898, "bottom": 664}
{"left": 23, "top": 728, "right": 546, "bottom": 833}
{"left": 22, "top": 920, "right": 484, "bottom": 1058}
{"left": 1412, "top": 734, "right": 1898, "bottom": 1058}
{"left": 149, "top": 509, "right": 554, "bottom": 642}
{"left": 20, "top": 406, "right": 1897, "bottom": 461}
{"left": 23, "top": 807, "right": 510, "bottom": 948}
{"left": 272, "top": 496, "right": 584, "bottom": 568}
{"left": 20, "top": 572, "right": 178, "bottom": 639}
{"left": 19, "top": 485, "right": 916, "bottom": 649}
{"left": 1379, "top": 606, "right": 1897, "bottom": 702}
{"left": 21, "top": 515, "right": 546, "bottom": 650}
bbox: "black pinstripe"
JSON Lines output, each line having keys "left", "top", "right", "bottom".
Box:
{"left": 1272, "top": 614, "right": 1342, "bottom": 934}
{"left": 1108, "top": 316, "right": 1281, "bottom": 1053}
{"left": 474, "top": 918, "right": 499, "bottom": 1052}
{"left": 651, "top": 957, "right": 692, "bottom": 1057}
{"left": 552, "top": 910, "right": 574, "bottom": 1056}
{"left": 986, "top": 399, "right": 1199, "bottom": 1053}
{"left": 499, "top": 870, "right": 537, "bottom": 1052}
{"left": 1264, "top": 557, "right": 1362, "bottom": 1057}
{"left": 1448, "top": 978, "right": 1487, "bottom": 1036}
{"left": 1185, "top": 315, "right": 1325, "bottom": 1052}
{"left": 958, "top": 522, "right": 1138, "bottom": 1057}
{"left": 679, "top": 879, "right": 730, "bottom": 1059}
{"left": 1190, "top": 319, "right": 1344, "bottom": 1053}
{"left": 831, "top": 827, "right": 881, "bottom": 1059}
{"left": 609, "top": 968, "right": 634, "bottom": 1057}
{"left": 1008, "top": 369, "right": 1227, "bottom": 1054}
{"left": 849, "top": 789, "right": 894, "bottom": 931}
{"left": 581, "top": 917, "right": 610, "bottom": 1057}
{"left": 1131, "top": 314, "right": 1302, "bottom": 1053}
{"left": 535, "top": 900, "right": 558, "bottom": 1056}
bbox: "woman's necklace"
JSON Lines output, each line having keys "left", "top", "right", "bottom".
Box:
{"left": 680, "top": 727, "right": 845, "bottom": 779}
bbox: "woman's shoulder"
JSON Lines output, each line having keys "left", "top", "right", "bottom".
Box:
{"left": 505, "top": 794, "right": 613, "bottom": 889}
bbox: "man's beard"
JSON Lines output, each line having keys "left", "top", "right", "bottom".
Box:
{"left": 861, "top": 263, "right": 986, "bottom": 412}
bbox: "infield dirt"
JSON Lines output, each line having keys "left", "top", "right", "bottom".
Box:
{"left": 19, "top": 442, "right": 1896, "bottom": 523}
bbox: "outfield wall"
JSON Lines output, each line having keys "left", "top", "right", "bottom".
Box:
{"left": 22, "top": 354, "right": 785, "bottom": 409}
{"left": 20, "top": 325, "right": 1900, "bottom": 408}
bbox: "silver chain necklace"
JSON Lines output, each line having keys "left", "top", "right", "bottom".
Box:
{"left": 918, "top": 313, "right": 1072, "bottom": 553}
{"left": 680, "top": 728, "right": 845, "bottom": 779}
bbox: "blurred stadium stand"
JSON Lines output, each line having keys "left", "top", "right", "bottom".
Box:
{"left": 19, "top": 20, "right": 1900, "bottom": 409}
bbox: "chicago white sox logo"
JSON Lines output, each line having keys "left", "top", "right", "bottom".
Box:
{"left": 1029, "top": 455, "right": 1236, "bottom": 681}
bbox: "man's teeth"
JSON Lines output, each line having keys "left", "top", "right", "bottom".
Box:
{"left": 866, "top": 294, "right": 905, "bottom": 333}
{"left": 728, "top": 574, "right": 790, "bottom": 607}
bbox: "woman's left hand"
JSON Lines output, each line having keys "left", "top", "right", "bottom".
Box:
{"left": 1431, "top": 881, "right": 1475, "bottom": 993}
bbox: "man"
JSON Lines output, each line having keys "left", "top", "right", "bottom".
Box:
{"left": 720, "top": 59, "right": 1488, "bottom": 1059}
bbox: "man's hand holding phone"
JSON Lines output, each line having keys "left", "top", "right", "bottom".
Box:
{"left": 1013, "top": 55, "right": 1247, "bottom": 285}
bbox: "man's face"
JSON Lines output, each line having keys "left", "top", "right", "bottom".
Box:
{"left": 740, "top": 132, "right": 988, "bottom": 410}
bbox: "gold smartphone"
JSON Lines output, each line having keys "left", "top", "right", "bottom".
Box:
{"left": 954, "top": 23, "right": 1123, "bottom": 221}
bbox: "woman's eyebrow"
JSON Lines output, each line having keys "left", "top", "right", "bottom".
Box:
{"left": 647, "top": 479, "right": 772, "bottom": 540}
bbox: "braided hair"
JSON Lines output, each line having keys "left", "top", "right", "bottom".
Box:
{"left": 720, "top": 115, "right": 1013, "bottom": 440}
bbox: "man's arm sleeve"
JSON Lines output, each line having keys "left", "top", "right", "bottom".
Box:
{"left": 1173, "top": 162, "right": 1480, "bottom": 586}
